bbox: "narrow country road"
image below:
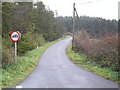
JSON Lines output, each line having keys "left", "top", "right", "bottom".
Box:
{"left": 13, "top": 38, "right": 118, "bottom": 88}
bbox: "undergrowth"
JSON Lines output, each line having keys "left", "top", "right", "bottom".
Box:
{"left": 66, "top": 44, "right": 119, "bottom": 84}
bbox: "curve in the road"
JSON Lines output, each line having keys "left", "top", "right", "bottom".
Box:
{"left": 13, "top": 38, "right": 118, "bottom": 88}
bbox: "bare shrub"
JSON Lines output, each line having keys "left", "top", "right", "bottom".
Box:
{"left": 73, "top": 30, "right": 118, "bottom": 71}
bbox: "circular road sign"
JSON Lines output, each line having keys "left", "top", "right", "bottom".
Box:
{"left": 10, "top": 31, "right": 20, "bottom": 42}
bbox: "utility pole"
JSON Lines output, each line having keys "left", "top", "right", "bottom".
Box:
{"left": 98, "top": 19, "right": 101, "bottom": 38}
{"left": 72, "top": 3, "right": 75, "bottom": 50}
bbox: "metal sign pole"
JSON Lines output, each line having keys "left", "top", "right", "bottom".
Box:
{"left": 14, "top": 42, "right": 17, "bottom": 63}
{"left": 10, "top": 31, "right": 21, "bottom": 64}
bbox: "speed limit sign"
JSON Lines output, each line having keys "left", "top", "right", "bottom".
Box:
{"left": 10, "top": 31, "right": 21, "bottom": 63}
{"left": 10, "top": 31, "right": 21, "bottom": 42}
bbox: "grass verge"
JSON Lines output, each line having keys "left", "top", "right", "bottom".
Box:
{"left": 66, "top": 44, "right": 119, "bottom": 84}
{"left": 2, "top": 37, "right": 67, "bottom": 88}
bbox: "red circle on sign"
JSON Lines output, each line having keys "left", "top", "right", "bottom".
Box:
{"left": 10, "top": 31, "right": 20, "bottom": 42}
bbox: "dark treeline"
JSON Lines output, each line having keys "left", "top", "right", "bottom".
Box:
{"left": 2, "top": 2, "right": 65, "bottom": 40}
{"left": 57, "top": 16, "right": 118, "bottom": 37}
{"left": 2, "top": 2, "right": 65, "bottom": 64}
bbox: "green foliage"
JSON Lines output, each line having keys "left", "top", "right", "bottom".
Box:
{"left": 33, "top": 33, "right": 46, "bottom": 46}
{"left": 2, "top": 47, "right": 14, "bottom": 64}
{"left": 2, "top": 1, "right": 65, "bottom": 64}
{"left": 2, "top": 3, "right": 16, "bottom": 33}
{"left": 17, "top": 32, "right": 46, "bottom": 55}
{"left": 2, "top": 37, "right": 14, "bottom": 64}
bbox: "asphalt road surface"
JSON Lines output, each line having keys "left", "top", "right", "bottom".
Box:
{"left": 13, "top": 38, "right": 118, "bottom": 88}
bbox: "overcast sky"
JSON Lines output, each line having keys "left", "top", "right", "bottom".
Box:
{"left": 41, "top": 0, "right": 119, "bottom": 20}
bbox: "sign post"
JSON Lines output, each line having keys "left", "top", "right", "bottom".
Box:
{"left": 14, "top": 42, "right": 17, "bottom": 63}
{"left": 10, "top": 31, "right": 21, "bottom": 63}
